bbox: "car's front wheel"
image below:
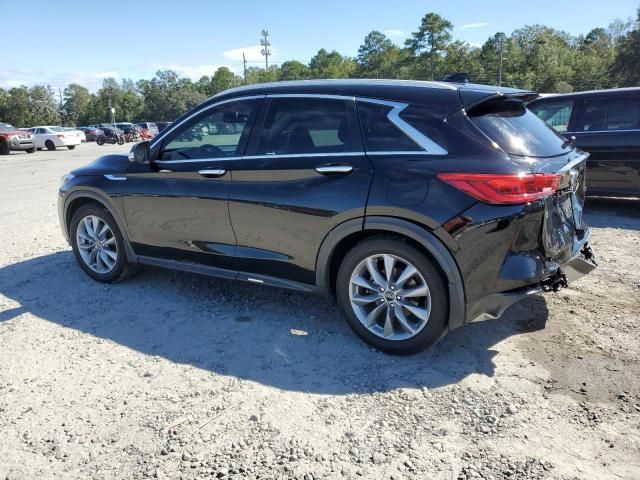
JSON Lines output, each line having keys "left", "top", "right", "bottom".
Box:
{"left": 336, "top": 237, "right": 448, "bottom": 355}
{"left": 70, "top": 204, "right": 137, "bottom": 283}
{"left": 26, "top": 147, "right": 35, "bottom": 154}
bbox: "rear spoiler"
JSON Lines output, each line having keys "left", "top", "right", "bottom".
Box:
{"left": 459, "top": 88, "right": 540, "bottom": 110}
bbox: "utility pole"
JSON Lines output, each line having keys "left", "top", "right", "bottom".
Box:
{"left": 243, "top": 52, "right": 248, "bottom": 84}
{"left": 260, "top": 29, "right": 271, "bottom": 70}
{"left": 497, "top": 33, "right": 505, "bottom": 87}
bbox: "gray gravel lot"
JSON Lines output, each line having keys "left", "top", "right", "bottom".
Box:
{"left": 1, "top": 143, "right": 639, "bottom": 479}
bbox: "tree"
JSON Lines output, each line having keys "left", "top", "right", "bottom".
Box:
{"left": 209, "top": 67, "right": 241, "bottom": 95}
{"left": 0, "top": 87, "right": 8, "bottom": 122}
{"left": 63, "top": 84, "right": 91, "bottom": 126}
{"left": 278, "top": 60, "right": 311, "bottom": 81}
{"left": 611, "top": 9, "right": 640, "bottom": 86}
{"left": 29, "top": 86, "right": 60, "bottom": 126}
{"left": 246, "top": 65, "right": 280, "bottom": 84}
{"left": 356, "top": 31, "right": 405, "bottom": 78}
{"left": 405, "top": 13, "right": 453, "bottom": 79}
{"left": 137, "top": 70, "right": 206, "bottom": 121}
{"left": 309, "top": 49, "right": 356, "bottom": 78}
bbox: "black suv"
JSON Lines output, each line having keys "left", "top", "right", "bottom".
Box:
{"left": 528, "top": 87, "right": 640, "bottom": 197}
{"left": 58, "top": 80, "right": 597, "bottom": 354}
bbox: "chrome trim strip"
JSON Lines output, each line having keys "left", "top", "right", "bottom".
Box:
{"left": 198, "top": 168, "right": 226, "bottom": 176}
{"left": 366, "top": 151, "right": 437, "bottom": 156}
{"left": 104, "top": 174, "right": 127, "bottom": 181}
{"left": 357, "top": 97, "right": 448, "bottom": 155}
{"left": 558, "top": 152, "right": 590, "bottom": 173}
{"left": 566, "top": 129, "right": 640, "bottom": 134}
{"left": 267, "top": 93, "right": 355, "bottom": 101}
{"left": 155, "top": 152, "right": 366, "bottom": 164}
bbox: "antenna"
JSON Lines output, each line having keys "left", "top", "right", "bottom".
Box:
{"left": 260, "top": 29, "right": 272, "bottom": 70}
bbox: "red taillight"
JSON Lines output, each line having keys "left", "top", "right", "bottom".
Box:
{"left": 437, "top": 172, "right": 561, "bottom": 205}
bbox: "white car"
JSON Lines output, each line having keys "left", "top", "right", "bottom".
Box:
{"left": 65, "top": 127, "right": 87, "bottom": 142}
{"left": 27, "top": 126, "right": 82, "bottom": 151}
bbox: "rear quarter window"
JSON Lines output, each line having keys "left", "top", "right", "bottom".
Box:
{"left": 469, "top": 99, "right": 571, "bottom": 157}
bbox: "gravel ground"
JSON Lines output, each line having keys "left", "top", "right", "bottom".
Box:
{"left": 0, "top": 143, "right": 639, "bottom": 480}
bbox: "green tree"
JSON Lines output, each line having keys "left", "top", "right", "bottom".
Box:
{"left": 405, "top": 13, "right": 454, "bottom": 79}
{"left": 137, "top": 70, "right": 206, "bottom": 121}
{"left": 309, "top": 49, "right": 356, "bottom": 78}
{"left": 611, "top": 9, "right": 640, "bottom": 86}
{"left": 246, "top": 65, "right": 280, "bottom": 84}
{"left": 209, "top": 67, "right": 241, "bottom": 95}
{"left": 0, "top": 87, "right": 8, "bottom": 122}
{"left": 278, "top": 60, "right": 311, "bottom": 81}
{"left": 63, "top": 84, "right": 91, "bottom": 126}
{"left": 29, "top": 86, "right": 60, "bottom": 125}
{"left": 356, "top": 31, "right": 405, "bottom": 78}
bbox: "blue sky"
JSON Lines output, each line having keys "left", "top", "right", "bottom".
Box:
{"left": 1, "top": 0, "right": 637, "bottom": 91}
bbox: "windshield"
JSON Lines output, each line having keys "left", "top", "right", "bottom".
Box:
{"left": 469, "top": 99, "right": 571, "bottom": 157}
{"left": 49, "top": 126, "right": 65, "bottom": 132}
{"left": 0, "top": 123, "right": 15, "bottom": 132}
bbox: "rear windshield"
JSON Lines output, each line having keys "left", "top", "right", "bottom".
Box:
{"left": 469, "top": 99, "right": 571, "bottom": 157}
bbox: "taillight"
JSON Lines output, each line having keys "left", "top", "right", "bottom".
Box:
{"left": 437, "top": 172, "right": 561, "bottom": 205}
{"left": 57, "top": 134, "right": 65, "bottom": 138}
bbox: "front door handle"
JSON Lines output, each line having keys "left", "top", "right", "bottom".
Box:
{"left": 198, "top": 168, "right": 227, "bottom": 178}
{"left": 315, "top": 164, "right": 353, "bottom": 175}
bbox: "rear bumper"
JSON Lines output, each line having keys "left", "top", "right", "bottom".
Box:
{"left": 465, "top": 240, "right": 597, "bottom": 323}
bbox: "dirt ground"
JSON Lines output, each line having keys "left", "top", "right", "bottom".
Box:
{"left": 0, "top": 143, "right": 638, "bottom": 480}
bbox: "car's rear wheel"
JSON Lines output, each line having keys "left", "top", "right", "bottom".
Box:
{"left": 336, "top": 237, "right": 448, "bottom": 355}
{"left": 70, "top": 204, "right": 137, "bottom": 283}
{"left": 96, "top": 137, "right": 105, "bottom": 146}
{"left": 67, "top": 145, "right": 76, "bottom": 150}
{"left": 45, "top": 140, "right": 56, "bottom": 151}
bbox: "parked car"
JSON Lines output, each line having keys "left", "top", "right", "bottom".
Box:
{"left": 77, "top": 127, "right": 104, "bottom": 142}
{"left": 58, "top": 80, "right": 597, "bottom": 354}
{"left": 528, "top": 87, "right": 640, "bottom": 197}
{"left": 135, "top": 122, "right": 159, "bottom": 136}
{"left": 155, "top": 121, "right": 172, "bottom": 132}
{"left": 28, "top": 126, "right": 82, "bottom": 151}
{"left": 0, "top": 122, "right": 36, "bottom": 154}
{"left": 65, "top": 127, "right": 87, "bottom": 142}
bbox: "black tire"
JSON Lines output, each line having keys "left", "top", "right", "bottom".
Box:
{"left": 336, "top": 237, "right": 448, "bottom": 355}
{"left": 117, "top": 136, "right": 125, "bottom": 145}
{"left": 45, "top": 140, "right": 56, "bottom": 151}
{"left": 70, "top": 204, "right": 138, "bottom": 283}
{"left": 96, "top": 137, "right": 105, "bottom": 146}
{"left": 0, "top": 141, "right": 9, "bottom": 155}
{"left": 26, "top": 147, "right": 35, "bottom": 154}
{"left": 67, "top": 145, "right": 76, "bottom": 150}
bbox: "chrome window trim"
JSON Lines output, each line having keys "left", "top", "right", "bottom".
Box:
{"left": 150, "top": 94, "right": 266, "bottom": 150}
{"left": 357, "top": 97, "right": 448, "bottom": 155}
{"left": 566, "top": 129, "right": 640, "bottom": 135}
{"left": 152, "top": 92, "right": 448, "bottom": 163}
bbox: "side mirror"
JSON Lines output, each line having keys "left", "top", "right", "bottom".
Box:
{"left": 128, "top": 141, "right": 150, "bottom": 164}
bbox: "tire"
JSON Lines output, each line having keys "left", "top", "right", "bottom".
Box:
{"left": 96, "top": 137, "right": 105, "bottom": 146}
{"left": 70, "top": 204, "right": 138, "bottom": 283}
{"left": 26, "top": 147, "right": 35, "bottom": 154}
{"left": 67, "top": 145, "right": 76, "bottom": 150}
{"left": 117, "top": 136, "right": 125, "bottom": 145}
{"left": 0, "top": 141, "right": 9, "bottom": 155}
{"left": 336, "top": 237, "right": 448, "bottom": 355}
{"left": 45, "top": 140, "right": 56, "bottom": 151}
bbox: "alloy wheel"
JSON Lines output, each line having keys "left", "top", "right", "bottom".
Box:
{"left": 349, "top": 254, "right": 432, "bottom": 341}
{"left": 76, "top": 215, "right": 118, "bottom": 274}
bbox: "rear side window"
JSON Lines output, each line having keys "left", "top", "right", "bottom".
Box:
{"left": 469, "top": 99, "right": 571, "bottom": 157}
{"left": 357, "top": 102, "right": 419, "bottom": 152}
{"left": 579, "top": 96, "right": 640, "bottom": 132}
{"left": 255, "top": 98, "right": 357, "bottom": 155}
{"left": 529, "top": 99, "right": 574, "bottom": 132}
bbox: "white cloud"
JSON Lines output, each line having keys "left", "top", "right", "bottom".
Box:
{"left": 0, "top": 69, "right": 118, "bottom": 92}
{"left": 383, "top": 29, "right": 406, "bottom": 39}
{"left": 154, "top": 64, "right": 237, "bottom": 80}
{"left": 459, "top": 22, "right": 490, "bottom": 31}
{"left": 223, "top": 45, "right": 274, "bottom": 64}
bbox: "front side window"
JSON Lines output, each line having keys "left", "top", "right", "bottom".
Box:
{"left": 160, "top": 100, "right": 258, "bottom": 161}
{"left": 357, "top": 102, "right": 420, "bottom": 152}
{"left": 254, "top": 98, "right": 356, "bottom": 155}
{"left": 579, "top": 97, "right": 640, "bottom": 132}
{"left": 529, "top": 99, "right": 574, "bottom": 132}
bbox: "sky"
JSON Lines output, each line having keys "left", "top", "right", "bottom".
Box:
{"left": 1, "top": 0, "right": 638, "bottom": 91}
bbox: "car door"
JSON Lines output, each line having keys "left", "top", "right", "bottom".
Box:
{"left": 121, "top": 97, "right": 263, "bottom": 272}
{"left": 571, "top": 93, "right": 640, "bottom": 196}
{"left": 34, "top": 128, "right": 46, "bottom": 148}
{"left": 227, "top": 95, "right": 373, "bottom": 286}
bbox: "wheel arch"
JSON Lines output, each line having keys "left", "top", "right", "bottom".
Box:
{"left": 315, "top": 216, "right": 466, "bottom": 331}
{"left": 64, "top": 190, "right": 137, "bottom": 262}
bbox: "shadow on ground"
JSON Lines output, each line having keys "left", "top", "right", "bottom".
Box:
{"left": 0, "top": 251, "right": 548, "bottom": 395}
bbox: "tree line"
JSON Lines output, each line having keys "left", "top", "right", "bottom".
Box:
{"left": 1, "top": 9, "right": 638, "bottom": 127}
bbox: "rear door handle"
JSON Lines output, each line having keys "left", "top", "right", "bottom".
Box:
{"left": 315, "top": 164, "right": 353, "bottom": 175}
{"left": 198, "top": 168, "right": 227, "bottom": 178}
